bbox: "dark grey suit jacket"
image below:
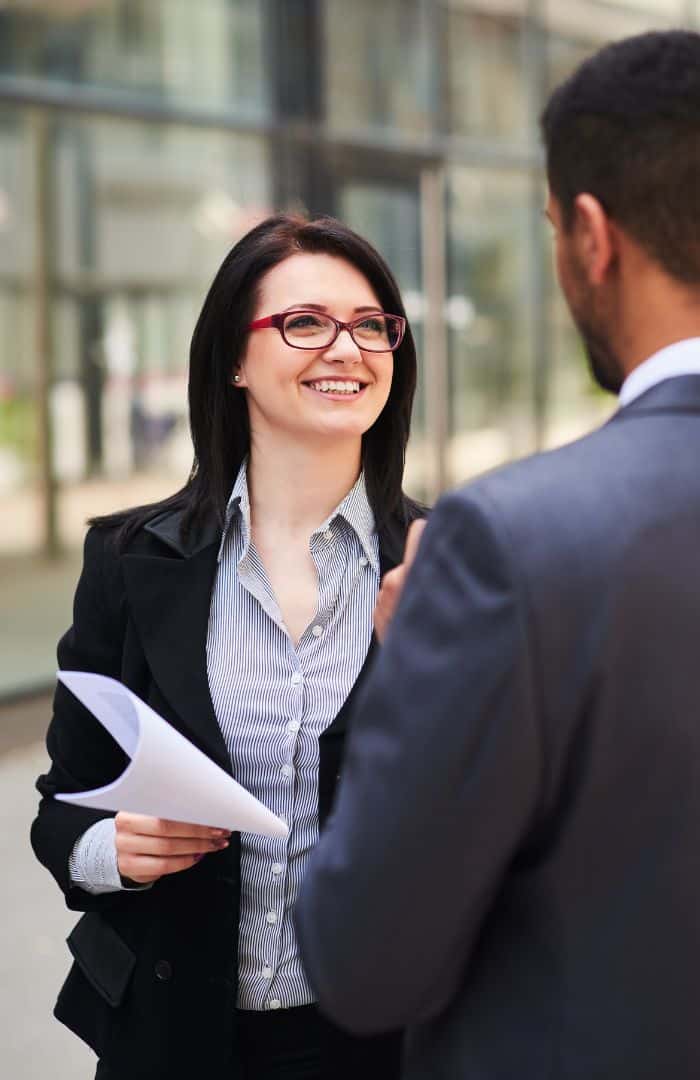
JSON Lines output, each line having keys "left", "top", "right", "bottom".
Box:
{"left": 296, "top": 375, "right": 700, "bottom": 1079}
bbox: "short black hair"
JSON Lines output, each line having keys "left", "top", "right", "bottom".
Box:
{"left": 541, "top": 30, "right": 700, "bottom": 284}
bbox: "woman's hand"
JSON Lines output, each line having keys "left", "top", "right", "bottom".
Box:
{"left": 115, "top": 812, "right": 231, "bottom": 885}
{"left": 373, "top": 519, "right": 427, "bottom": 643}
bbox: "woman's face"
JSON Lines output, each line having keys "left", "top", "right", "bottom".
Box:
{"left": 236, "top": 253, "right": 394, "bottom": 448}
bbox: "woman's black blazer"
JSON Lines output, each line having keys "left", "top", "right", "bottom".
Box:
{"left": 31, "top": 505, "right": 417, "bottom": 1079}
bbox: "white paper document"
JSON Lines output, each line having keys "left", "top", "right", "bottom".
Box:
{"left": 55, "top": 670, "right": 288, "bottom": 839}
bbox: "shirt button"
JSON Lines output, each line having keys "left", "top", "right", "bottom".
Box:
{"left": 323, "top": 529, "right": 333, "bottom": 541}
{"left": 287, "top": 720, "right": 300, "bottom": 734}
{"left": 290, "top": 672, "right": 302, "bottom": 686}
{"left": 268, "top": 999, "right": 282, "bottom": 1010}
{"left": 281, "top": 763, "right": 293, "bottom": 779}
{"left": 359, "top": 556, "right": 368, "bottom": 567}
{"left": 266, "top": 910, "right": 278, "bottom": 925}
{"left": 311, "top": 624, "right": 323, "bottom": 637}
{"left": 271, "top": 862, "right": 283, "bottom": 875}
{"left": 262, "top": 966, "right": 274, "bottom": 979}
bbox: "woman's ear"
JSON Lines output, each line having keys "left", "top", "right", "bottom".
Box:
{"left": 231, "top": 371, "right": 246, "bottom": 387}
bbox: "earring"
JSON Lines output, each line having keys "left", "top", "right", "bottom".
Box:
{"left": 233, "top": 374, "right": 241, "bottom": 384}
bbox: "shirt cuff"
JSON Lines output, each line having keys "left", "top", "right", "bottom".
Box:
{"left": 69, "top": 817, "right": 150, "bottom": 895}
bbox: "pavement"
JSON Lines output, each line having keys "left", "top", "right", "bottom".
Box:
{"left": 0, "top": 694, "right": 94, "bottom": 1077}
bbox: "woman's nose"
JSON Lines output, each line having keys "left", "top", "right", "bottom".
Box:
{"left": 323, "top": 328, "right": 363, "bottom": 363}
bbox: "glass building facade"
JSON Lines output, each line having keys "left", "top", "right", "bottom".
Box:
{"left": 0, "top": 0, "right": 696, "bottom": 695}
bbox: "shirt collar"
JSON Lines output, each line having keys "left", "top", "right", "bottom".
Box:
{"left": 315, "top": 472, "right": 378, "bottom": 574}
{"left": 619, "top": 338, "right": 700, "bottom": 408}
{"left": 217, "top": 461, "right": 378, "bottom": 573}
{"left": 217, "top": 460, "right": 251, "bottom": 562}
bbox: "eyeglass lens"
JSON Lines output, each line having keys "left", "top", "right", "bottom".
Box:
{"left": 283, "top": 312, "right": 402, "bottom": 350}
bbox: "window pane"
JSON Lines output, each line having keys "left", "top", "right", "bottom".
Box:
{"left": 48, "top": 115, "right": 271, "bottom": 546}
{"left": 0, "top": 0, "right": 268, "bottom": 115}
{"left": 338, "top": 181, "right": 429, "bottom": 498}
{"left": 545, "top": 0, "right": 684, "bottom": 40}
{"left": 324, "top": 0, "right": 435, "bottom": 134}
{"left": 0, "top": 108, "right": 40, "bottom": 556}
{"left": 446, "top": 167, "right": 536, "bottom": 484}
{"left": 446, "top": 8, "right": 529, "bottom": 139}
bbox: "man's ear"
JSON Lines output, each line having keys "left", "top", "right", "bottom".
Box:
{"left": 572, "top": 194, "right": 616, "bottom": 285}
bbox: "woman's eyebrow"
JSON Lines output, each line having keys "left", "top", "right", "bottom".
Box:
{"left": 281, "top": 303, "right": 383, "bottom": 313}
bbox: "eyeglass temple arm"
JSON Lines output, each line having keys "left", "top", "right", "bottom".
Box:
{"left": 247, "top": 315, "right": 279, "bottom": 330}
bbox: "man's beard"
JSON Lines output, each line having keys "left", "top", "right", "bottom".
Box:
{"left": 564, "top": 254, "right": 625, "bottom": 394}
{"left": 575, "top": 314, "right": 624, "bottom": 394}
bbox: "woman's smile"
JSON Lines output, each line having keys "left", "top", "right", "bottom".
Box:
{"left": 302, "top": 377, "right": 369, "bottom": 400}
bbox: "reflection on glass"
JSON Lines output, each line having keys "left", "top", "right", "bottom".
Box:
{"left": 545, "top": 0, "right": 681, "bottom": 41}
{"left": 547, "top": 35, "right": 597, "bottom": 94}
{"left": 446, "top": 167, "right": 534, "bottom": 484}
{"left": 0, "top": 108, "right": 39, "bottom": 554}
{"left": 447, "top": 8, "right": 529, "bottom": 139}
{"left": 325, "top": 0, "right": 435, "bottom": 133}
{"left": 0, "top": 0, "right": 267, "bottom": 114}
{"left": 45, "top": 115, "right": 271, "bottom": 547}
{"left": 338, "top": 181, "right": 428, "bottom": 497}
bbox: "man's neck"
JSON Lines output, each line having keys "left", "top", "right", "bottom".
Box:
{"left": 615, "top": 260, "right": 700, "bottom": 379}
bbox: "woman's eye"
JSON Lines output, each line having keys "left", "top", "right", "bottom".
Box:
{"left": 357, "top": 317, "right": 385, "bottom": 335}
{"left": 286, "top": 313, "right": 324, "bottom": 330}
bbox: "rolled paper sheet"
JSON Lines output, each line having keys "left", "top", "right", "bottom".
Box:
{"left": 55, "top": 670, "right": 288, "bottom": 839}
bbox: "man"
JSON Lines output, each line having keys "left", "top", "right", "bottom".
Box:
{"left": 296, "top": 30, "right": 700, "bottom": 1079}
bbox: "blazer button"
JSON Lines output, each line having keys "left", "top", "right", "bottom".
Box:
{"left": 155, "top": 959, "right": 173, "bottom": 981}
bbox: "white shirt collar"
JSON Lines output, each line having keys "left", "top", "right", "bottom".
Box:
{"left": 618, "top": 338, "right": 700, "bottom": 408}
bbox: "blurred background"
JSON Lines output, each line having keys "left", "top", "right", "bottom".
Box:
{"left": 0, "top": 0, "right": 696, "bottom": 1074}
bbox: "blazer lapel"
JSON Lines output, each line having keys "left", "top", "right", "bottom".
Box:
{"left": 121, "top": 511, "right": 232, "bottom": 774}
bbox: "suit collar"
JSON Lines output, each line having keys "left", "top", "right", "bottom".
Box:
{"left": 144, "top": 507, "right": 221, "bottom": 558}
{"left": 618, "top": 339, "right": 700, "bottom": 408}
{"left": 615, "top": 373, "right": 700, "bottom": 417}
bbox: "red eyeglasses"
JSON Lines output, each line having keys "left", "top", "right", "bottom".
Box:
{"left": 247, "top": 309, "right": 406, "bottom": 352}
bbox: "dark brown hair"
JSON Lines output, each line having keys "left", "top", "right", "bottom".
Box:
{"left": 92, "top": 213, "right": 423, "bottom": 551}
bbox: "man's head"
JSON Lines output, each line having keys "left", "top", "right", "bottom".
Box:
{"left": 542, "top": 31, "right": 700, "bottom": 392}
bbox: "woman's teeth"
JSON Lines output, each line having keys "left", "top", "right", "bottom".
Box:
{"left": 307, "top": 380, "right": 362, "bottom": 395}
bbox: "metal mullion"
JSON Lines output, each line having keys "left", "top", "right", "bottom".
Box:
{"left": 32, "top": 108, "right": 59, "bottom": 558}
{"left": 420, "top": 165, "right": 449, "bottom": 500}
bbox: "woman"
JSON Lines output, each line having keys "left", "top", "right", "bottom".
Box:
{"left": 31, "top": 213, "right": 425, "bottom": 1080}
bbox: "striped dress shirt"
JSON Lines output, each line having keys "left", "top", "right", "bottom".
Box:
{"left": 68, "top": 463, "right": 379, "bottom": 1011}
{"left": 208, "top": 462, "right": 379, "bottom": 1010}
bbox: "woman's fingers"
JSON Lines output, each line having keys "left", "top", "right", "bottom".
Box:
{"left": 374, "top": 519, "right": 428, "bottom": 643}
{"left": 374, "top": 566, "right": 404, "bottom": 643}
{"left": 116, "top": 831, "right": 228, "bottom": 858}
{"left": 115, "top": 812, "right": 229, "bottom": 841}
{"left": 403, "top": 518, "right": 427, "bottom": 572}
{"left": 116, "top": 852, "right": 205, "bottom": 885}
{"left": 114, "top": 813, "right": 231, "bottom": 884}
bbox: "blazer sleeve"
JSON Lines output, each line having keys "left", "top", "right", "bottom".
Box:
{"left": 30, "top": 525, "right": 132, "bottom": 912}
{"left": 295, "top": 488, "right": 543, "bottom": 1033}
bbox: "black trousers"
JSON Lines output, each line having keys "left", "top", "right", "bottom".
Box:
{"left": 95, "top": 1005, "right": 401, "bottom": 1080}
{"left": 236, "top": 1004, "right": 402, "bottom": 1080}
